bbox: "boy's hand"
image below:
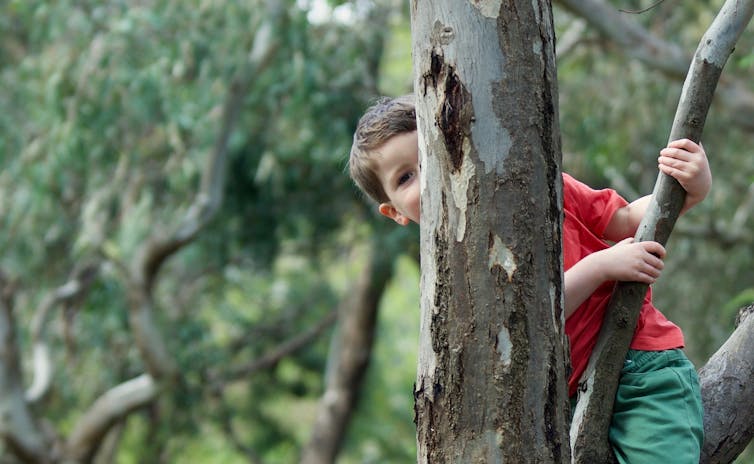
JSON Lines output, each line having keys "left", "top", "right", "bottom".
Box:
{"left": 564, "top": 238, "right": 666, "bottom": 317}
{"left": 658, "top": 138, "right": 712, "bottom": 211}
{"left": 592, "top": 238, "right": 666, "bottom": 284}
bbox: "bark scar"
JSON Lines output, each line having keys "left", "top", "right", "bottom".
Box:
{"left": 424, "top": 49, "right": 474, "bottom": 174}
{"left": 437, "top": 61, "right": 473, "bottom": 173}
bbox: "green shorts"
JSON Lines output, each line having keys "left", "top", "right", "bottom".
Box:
{"left": 609, "top": 349, "right": 704, "bottom": 464}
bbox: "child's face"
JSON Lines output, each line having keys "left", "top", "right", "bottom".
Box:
{"left": 372, "top": 130, "right": 420, "bottom": 226}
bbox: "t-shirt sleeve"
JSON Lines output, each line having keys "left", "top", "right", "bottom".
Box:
{"left": 563, "top": 173, "right": 628, "bottom": 238}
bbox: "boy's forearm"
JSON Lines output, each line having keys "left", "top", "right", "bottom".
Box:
{"left": 564, "top": 254, "right": 606, "bottom": 319}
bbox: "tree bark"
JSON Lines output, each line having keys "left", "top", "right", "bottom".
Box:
{"left": 570, "top": 2, "right": 754, "bottom": 462}
{"left": 699, "top": 304, "right": 754, "bottom": 464}
{"left": 65, "top": 375, "right": 157, "bottom": 461}
{"left": 411, "top": 1, "right": 570, "bottom": 462}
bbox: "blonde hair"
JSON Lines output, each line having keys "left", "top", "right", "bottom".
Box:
{"left": 349, "top": 94, "right": 416, "bottom": 203}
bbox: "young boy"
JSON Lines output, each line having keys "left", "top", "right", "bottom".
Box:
{"left": 348, "top": 94, "right": 710, "bottom": 463}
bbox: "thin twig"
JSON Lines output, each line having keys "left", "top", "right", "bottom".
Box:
{"left": 619, "top": 0, "right": 668, "bottom": 14}
{"left": 214, "top": 310, "right": 338, "bottom": 388}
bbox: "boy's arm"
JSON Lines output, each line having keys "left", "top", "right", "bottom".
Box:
{"left": 602, "top": 195, "right": 651, "bottom": 242}
{"left": 602, "top": 138, "right": 711, "bottom": 242}
{"left": 564, "top": 238, "right": 666, "bottom": 319}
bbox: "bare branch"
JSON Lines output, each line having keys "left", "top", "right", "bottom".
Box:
{"left": 65, "top": 374, "right": 157, "bottom": 461}
{"left": 133, "top": 0, "right": 284, "bottom": 290}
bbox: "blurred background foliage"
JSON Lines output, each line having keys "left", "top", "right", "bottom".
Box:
{"left": 0, "top": 0, "right": 752, "bottom": 462}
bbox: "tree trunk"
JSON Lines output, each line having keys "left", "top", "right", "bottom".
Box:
{"left": 570, "top": 1, "right": 754, "bottom": 462}
{"left": 410, "top": 1, "right": 570, "bottom": 462}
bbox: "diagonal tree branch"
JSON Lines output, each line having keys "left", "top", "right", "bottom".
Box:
{"left": 570, "top": 2, "right": 754, "bottom": 462}
{"left": 215, "top": 309, "right": 338, "bottom": 387}
{"left": 64, "top": 374, "right": 158, "bottom": 462}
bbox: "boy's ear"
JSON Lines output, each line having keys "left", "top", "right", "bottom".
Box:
{"left": 378, "top": 203, "right": 410, "bottom": 226}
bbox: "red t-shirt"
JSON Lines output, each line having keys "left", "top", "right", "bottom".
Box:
{"left": 563, "top": 173, "right": 684, "bottom": 396}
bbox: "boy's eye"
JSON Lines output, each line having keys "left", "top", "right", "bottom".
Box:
{"left": 397, "top": 171, "right": 414, "bottom": 186}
